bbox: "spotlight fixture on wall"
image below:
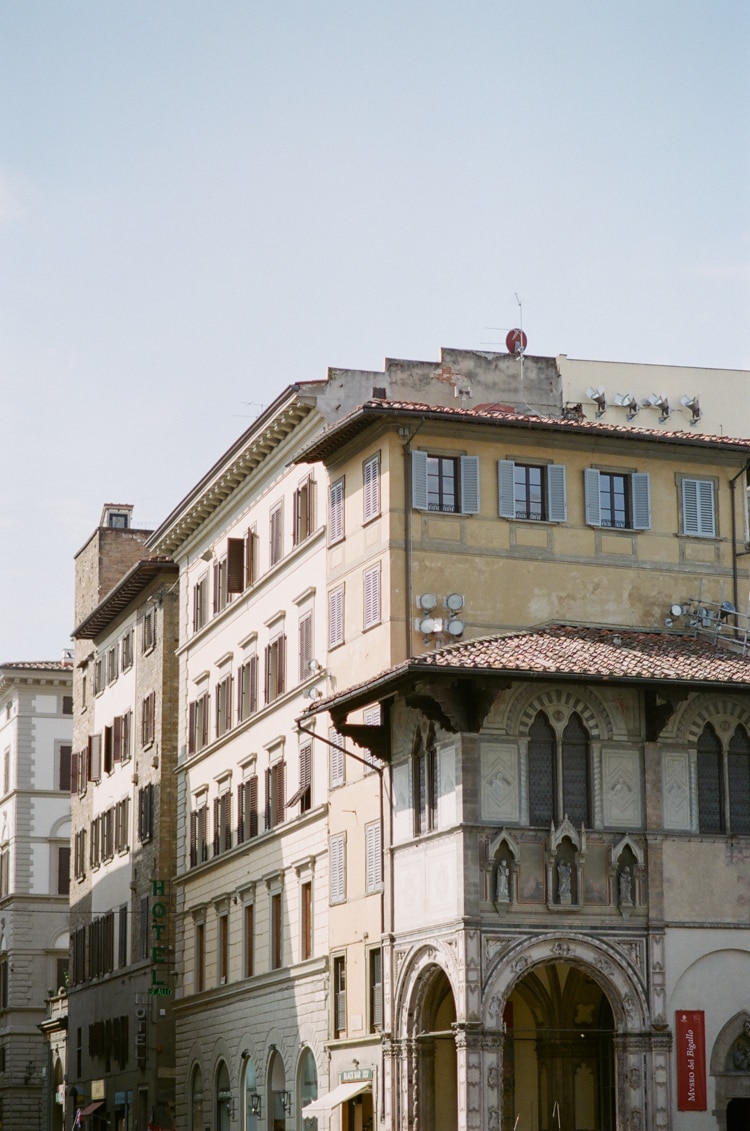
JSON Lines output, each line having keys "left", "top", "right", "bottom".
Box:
{"left": 613, "top": 392, "right": 639, "bottom": 420}
{"left": 280, "top": 1091, "right": 292, "bottom": 1114}
{"left": 680, "top": 395, "right": 702, "bottom": 423}
{"left": 302, "top": 686, "right": 323, "bottom": 700}
{"left": 249, "top": 1093, "right": 262, "bottom": 1116}
{"left": 585, "top": 386, "right": 607, "bottom": 417}
{"left": 641, "top": 393, "right": 670, "bottom": 421}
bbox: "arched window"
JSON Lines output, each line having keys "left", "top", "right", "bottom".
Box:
{"left": 243, "top": 1059, "right": 259, "bottom": 1131}
{"left": 562, "top": 713, "right": 590, "bottom": 827}
{"left": 216, "top": 1061, "right": 231, "bottom": 1131}
{"left": 298, "top": 1047, "right": 318, "bottom": 1127}
{"left": 728, "top": 725, "right": 750, "bottom": 835}
{"left": 191, "top": 1066, "right": 204, "bottom": 1131}
{"left": 528, "top": 712, "right": 555, "bottom": 825}
{"left": 697, "top": 723, "right": 724, "bottom": 833}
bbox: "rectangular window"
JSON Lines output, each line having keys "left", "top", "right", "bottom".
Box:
{"left": 213, "top": 555, "right": 230, "bottom": 615}
{"left": 141, "top": 692, "right": 156, "bottom": 748}
{"left": 0, "top": 958, "right": 8, "bottom": 1010}
{"left": 139, "top": 895, "right": 149, "bottom": 960}
{"left": 213, "top": 792, "right": 232, "bottom": 855}
{"left": 103, "top": 725, "right": 114, "bottom": 775}
{"left": 121, "top": 630, "right": 133, "bottom": 670}
{"left": 193, "top": 574, "right": 209, "bottom": 631}
{"left": 681, "top": 477, "right": 717, "bottom": 537}
{"left": 584, "top": 468, "right": 651, "bottom": 530}
{"left": 498, "top": 460, "right": 567, "bottom": 522}
{"left": 412, "top": 451, "right": 480, "bottom": 514}
{"left": 114, "top": 710, "right": 132, "bottom": 764}
{"left": 218, "top": 914, "right": 229, "bottom": 984}
{"left": 301, "top": 881, "right": 313, "bottom": 960}
{"left": 90, "top": 816, "right": 100, "bottom": 869}
{"left": 237, "top": 776, "right": 258, "bottom": 843}
{"left": 226, "top": 537, "right": 245, "bottom": 594}
{"left": 328, "top": 586, "right": 344, "bottom": 649}
{"left": 196, "top": 922, "right": 205, "bottom": 993}
{"left": 271, "top": 892, "right": 283, "bottom": 970}
{"left": 107, "top": 646, "right": 118, "bottom": 684}
{"left": 141, "top": 610, "right": 155, "bottom": 652}
{"left": 88, "top": 734, "right": 102, "bottom": 782}
{"left": 101, "top": 808, "right": 114, "bottom": 861}
{"left": 237, "top": 656, "right": 258, "bottom": 721}
{"left": 138, "top": 784, "right": 154, "bottom": 843}
{"left": 215, "top": 674, "right": 233, "bottom": 738}
{"left": 293, "top": 475, "right": 316, "bottom": 545}
{"left": 369, "top": 948, "right": 383, "bottom": 1032}
{"left": 115, "top": 798, "right": 129, "bottom": 853}
{"left": 264, "top": 761, "right": 286, "bottom": 830}
{"left": 62, "top": 694, "right": 73, "bottom": 715}
{"left": 74, "top": 829, "right": 86, "bottom": 880}
{"left": 333, "top": 955, "right": 346, "bottom": 1037}
{"left": 94, "top": 657, "right": 105, "bottom": 695}
{"left": 329, "top": 728, "right": 345, "bottom": 789}
{"left": 57, "top": 845, "right": 71, "bottom": 895}
{"left": 264, "top": 635, "right": 286, "bottom": 703}
{"left": 363, "top": 453, "right": 381, "bottom": 522}
{"left": 59, "top": 745, "right": 72, "bottom": 791}
{"left": 190, "top": 803, "right": 209, "bottom": 866}
{"left": 329, "top": 477, "right": 345, "bottom": 544}
{"left": 269, "top": 503, "right": 283, "bottom": 567}
{"left": 118, "top": 904, "right": 128, "bottom": 968}
{"left": 188, "top": 691, "right": 210, "bottom": 754}
{"left": 0, "top": 848, "right": 9, "bottom": 897}
{"left": 329, "top": 833, "right": 346, "bottom": 904}
{"left": 244, "top": 903, "right": 254, "bottom": 977}
{"left": 414, "top": 743, "right": 438, "bottom": 835}
{"left": 286, "top": 744, "right": 312, "bottom": 815}
{"left": 365, "top": 821, "right": 383, "bottom": 893}
{"left": 298, "top": 613, "right": 313, "bottom": 682}
{"left": 363, "top": 564, "right": 381, "bottom": 629}
{"left": 245, "top": 527, "right": 258, "bottom": 587}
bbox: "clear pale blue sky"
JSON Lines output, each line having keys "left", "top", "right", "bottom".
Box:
{"left": 2, "top": 1, "right": 749, "bottom": 660}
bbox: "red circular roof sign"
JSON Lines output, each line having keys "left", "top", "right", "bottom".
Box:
{"left": 505, "top": 328, "right": 528, "bottom": 354}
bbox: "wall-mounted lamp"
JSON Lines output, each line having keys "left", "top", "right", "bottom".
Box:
{"left": 280, "top": 1090, "right": 292, "bottom": 1114}
{"left": 249, "top": 1092, "right": 262, "bottom": 1116}
{"left": 23, "top": 1061, "right": 36, "bottom": 1085}
{"left": 585, "top": 386, "right": 607, "bottom": 417}
{"left": 307, "top": 658, "right": 324, "bottom": 674}
{"left": 302, "top": 686, "right": 323, "bottom": 700}
{"left": 642, "top": 393, "right": 670, "bottom": 421}
{"left": 680, "top": 394, "right": 702, "bottom": 423}
{"left": 613, "top": 392, "right": 639, "bottom": 420}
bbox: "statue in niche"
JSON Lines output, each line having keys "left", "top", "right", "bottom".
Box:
{"left": 496, "top": 861, "right": 510, "bottom": 903}
{"left": 557, "top": 861, "right": 572, "bottom": 904}
{"left": 619, "top": 866, "right": 634, "bottom": 907}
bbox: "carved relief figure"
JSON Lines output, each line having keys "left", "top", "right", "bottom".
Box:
{"left": 619, "top": 865, "right": 634, "bottom": 907}
{"left": 558, "top": 861, "right": 572, "bottom": 904}
{"left": 496, "top": 861, "right": 510, "bottom": 903}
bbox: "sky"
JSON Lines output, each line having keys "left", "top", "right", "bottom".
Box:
{"left": 1, "top": 1, "right": 749, "bottom": 661}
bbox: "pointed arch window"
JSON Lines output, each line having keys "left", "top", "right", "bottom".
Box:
{"left": 728, "top": 725, "right": 750, "bottom": 835}
{"left": 527, "top": 710, "right": 591, "bottom": 827}
{"left": 697, "top": 723, "right": 724, "bottom": 833}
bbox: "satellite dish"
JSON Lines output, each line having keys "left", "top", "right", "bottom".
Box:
{"left": 506, "top": 328, "right": 528, "bottom": 355}
{"left": 446, "top": 593, "right": 464, "bottom": 611}
{"left": 418, "top": 593, "right": 437, "bottom": 611}
{"left": 670, "top": 604, "right": 683, "bottom": 617}
{"left": 447, "top": 619, "right": 464, "bottom": 636}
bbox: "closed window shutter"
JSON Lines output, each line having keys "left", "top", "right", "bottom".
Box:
{"left": 249, "top": 655, "right": 258, "bottom": 713}
{"left": 411, "top": 451, "right": 428, "bottom": 510}
{"left": 631, "top": 472, "right": 651, "bottom": 530}
{"left": 299, "top": 615, "right": 312, "bottom": 680}
{"left": 245, "top": 528, "right": 256, "bottom": 586}
{"left": 275, "top": 761, "right": 286, "bottom": 827}
{"left": 330, "top": 835, "right": 345, "bottom": 903}
{"left": 460, "top": 455, "right": 480, "bottom": 514}
{"left": 329, "top": 478, "right": 345, "bottom": 543}
{"left": 71, "top": 751, "right": 80, "bottom": 794}
{"left": 364, "top": 454, "right": 380, "bottom": 520}
{"left": 249, "top": 776, "right": 258, "bottom": 838}
{"left": 227, "top": 538, "right": 245, "bottom": 593}
{"left": 264, "top": 768, "right": 272, "bottom": 829}
{"left": 59, "top": 745, "right": 72, "bottom": 790}
{"left": 190, "top": 811, "right": 198, "bottom": 867}
{"left": 237, "top": 783, "right": 245, "bottom": 843}
{"left": 682, "top": 478, "right": 715, "bottom": 536}
{"left": 364, "top": 566, "right": 380, "bottom": 628}
{"left": 584, "top": 468, "right": 602, "bottom": 526}
{"left": 113, "top": 717, "right": 122, "bottom": 764}
{"left": 188, "top": 701, "right": 196, "bottom": 754}
{"left": 546, "top": 464, "right": 567, "bottom": 523}
{"left": 366, "top": 822, "right": 382, "bottom": 892}
{"left": 329, "top": 588, "right": 344, "bottom": 647}
{"left": 213, "top": 798, "right": 220, "bottom": 854}
{"left": 498, "top": 460, "right": 516, "bottom": 518}
{"left": 89, "top": 735, "right": 102, "bottom": 782}
{"left": 223, "top": 792, "right": 232, "bottom": 850}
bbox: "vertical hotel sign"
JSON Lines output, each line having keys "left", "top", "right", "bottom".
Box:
{"left": 150, "top": 879, "right": 173, "bottom": 996}
{"left": 676, "top": 1011, "right": 707, "bottom": 1111}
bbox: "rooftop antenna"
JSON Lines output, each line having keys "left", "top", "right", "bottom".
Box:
{"left": 483, "top": 293, "right": 529, "bottom": 411}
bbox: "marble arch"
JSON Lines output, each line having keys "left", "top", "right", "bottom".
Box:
{"left": 496, "top": 682, "right": 613, "bottom": 742}
{"left": 393, "top": 942, "right": 461, "bottom": 1038}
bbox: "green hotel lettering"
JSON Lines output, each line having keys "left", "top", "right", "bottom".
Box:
{"left": 149, "top": 880, "right": 173, "bottom": 996}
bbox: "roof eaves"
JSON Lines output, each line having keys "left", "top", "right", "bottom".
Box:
{"left": 73, "top": 558, "right": 178, "bottom": 640}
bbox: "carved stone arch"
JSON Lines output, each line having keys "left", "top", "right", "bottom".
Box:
{"left": 610, "top": 835, "right": 644, "bottom": 869}
{"left": 394, "top": 942, "right": 461, "bottom": 1039}
{"left": 49, "top": 815, "right": 71, "bottom": 839}
{"left": 482, "top": 932, "right": 650, "bottom": 1035}
{"left": 501, "top": 683, "right": 612, "bottom": 741}
{"left": 676, "top": 695, "right": 750, "bottom": 746}
{"left": 711, "top": 1010, "right": 750, "bottom": 1075}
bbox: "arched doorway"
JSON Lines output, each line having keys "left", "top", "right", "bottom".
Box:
{"left": 243, "top": 1058, "right": 259, "bottom": 1131}
{"left": 412, "top": 966, "right": 458, "bottom": 1131}
{"left": 504, "top": 963, "right": 615, "bottom": 1131}
{"left": 216, "top": 1061, "right": 232, "bottom": 1131}
{"left": 269, "top": 1049, "right": 288, "bottom": 1130}
{"left": 728, "top": 1098, "right": 750, "bottom": 1130}
{"left": 190, "top": 1065, "right": 204, "bottom": 1131}
{"left": 297, "top": 1047, "right": 317, "bottom": 1129}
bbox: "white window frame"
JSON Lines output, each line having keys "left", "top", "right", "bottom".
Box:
{"left": 329, "top": 477, "right": 345, "bottom": 544}
{"left": 328, "top": 586, "right": 345, "bottom": 649}
{"left": 681, "top": 476, "right": 717, "bottom": 538}
{"left": 363, "top": 453, "right": 381, "bottom": 523}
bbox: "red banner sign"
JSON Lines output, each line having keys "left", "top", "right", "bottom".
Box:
{"left": 676, "top": 1011, "right": 707, "bottom": 1111}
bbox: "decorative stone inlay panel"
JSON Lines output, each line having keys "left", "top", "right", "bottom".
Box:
{"left": 480, "top": 742, "right": 519, "bottom": 822}
{"left": 661, "top": 750, "right": 691, "bottom": 830}
{"left": 603, "top": 748, "right": 642, "bottom": 826}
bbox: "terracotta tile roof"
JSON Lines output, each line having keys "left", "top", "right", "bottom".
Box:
{"left": 296, "top": 399, "right": 750, "bottom": 463}
{"left": 304, "top": 625, "right": 750, "bottom": 719}
{"left": 418, "top": 625, "right": 750, "bottom": 684}
{"left": 0, "top": 661, "right": 73, "bottom": 671}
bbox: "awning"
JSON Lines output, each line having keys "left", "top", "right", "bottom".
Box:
{"left": 302, "top": 1080, "right": 371, "bottom": 1115}
{"left": 79, "top": 1101, "right": 105, "bottom": 1118}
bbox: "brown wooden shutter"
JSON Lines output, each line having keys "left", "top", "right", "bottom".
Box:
{"left": 249, "top": 776, "right": 258, "bottom": 838}
{"left": 278, "top": 635, "right": 286, "bottom": 695}
{"left": 59, "top": 745, "right": 72, "bottom": 791}
{"left": 213, "top": 798, "right": 220, "bottom": 855}
{"left": 113, "top": 717, "right": 122, "bottom": 763}
{"left": 188, "top": 701, "right": 196, "bottom": 754}
{"left": 70, "top": 750, "right": 80, "bottom": 794}
{"left": 89, "top": 735, "right": 102, "bottom": 782}
{"left": 275, "top": 761, "right": 285, "bottom": 827}
{"left": 227, "top": 538, "right": 245, "bottom": 593}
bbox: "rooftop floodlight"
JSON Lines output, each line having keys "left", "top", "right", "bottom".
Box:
{"left": 585, "top": 386, "right": 607, "bottom": 418}
{"left": 613, "top": 392, "right": 639, "bottom": 420}
{"left": 642, "top": 393, "right": 670, "bottom": 422}
{"left": 680, "top": 394, "right": 702, "bottom": 423}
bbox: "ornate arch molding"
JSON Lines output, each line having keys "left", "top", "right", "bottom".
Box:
{"left": 711, "top": 1010, "right": 750, "bottom": 1075}
{"left": 676, "top": 695, "right": 750, "bottom": 746}
{"left": 482, "top": 933, "right": 650, "bottom": 1034}
{"left": 497, "top": 683, "right": 613, "bottom": 742}
{"left": 394, "top": 942, "right": 461, "bottom": 1039}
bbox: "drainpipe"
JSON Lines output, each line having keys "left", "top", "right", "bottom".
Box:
{"left": 402, "top": 419, "right": 427, "bottom": 659}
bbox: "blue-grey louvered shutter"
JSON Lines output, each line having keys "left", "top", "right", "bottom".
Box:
{"left": 682, "top": 478, "right": 715, "bottom": 536}
{"left": 498, "top": 460, "right": 516, "bottom": 518}
{"left": 584, "top": 468, "right": 601, "bottom": 526}
{"left": 546, "top": 464, "right": 567, "bottom": 523}
{"left": 412, "top": 450, "right": 428, "bottom": 510}
{"left": 631, "top": 473, "right": 651, "bottom": 530}
{"left": 460, "top": 456, "right": 480, "bottom": 514}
